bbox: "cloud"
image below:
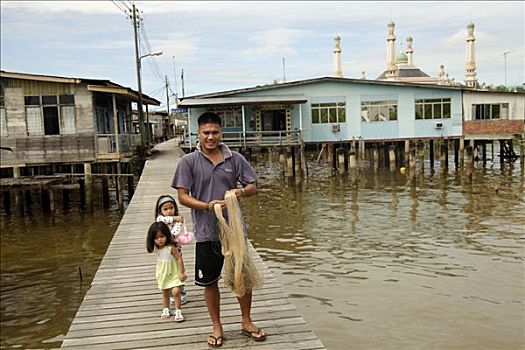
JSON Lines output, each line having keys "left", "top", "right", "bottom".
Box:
{"left": 1, "top": 1, "right": 523, "bottom": 95}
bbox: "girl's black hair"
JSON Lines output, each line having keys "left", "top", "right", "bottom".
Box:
{"left": 154, "top": 194, "right": 179, "bottom": 219}
{"left": 146, "top": 221, "right": 173, "bottom": 253}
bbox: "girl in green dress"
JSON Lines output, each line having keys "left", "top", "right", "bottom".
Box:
{"left": 146, "top": 222, "right": 187, "bottom": 321}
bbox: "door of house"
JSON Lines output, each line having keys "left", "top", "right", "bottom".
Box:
{"left": 262, "top": 110, "right": 286, "bottom": 131}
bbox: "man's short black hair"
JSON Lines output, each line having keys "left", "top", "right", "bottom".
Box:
{"left": 198, "top": 112, "right": 222, "bottom": 126}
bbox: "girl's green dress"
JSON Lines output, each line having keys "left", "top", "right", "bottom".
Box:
{"left": 155, "top": 245, "right": 184, "bottom": 290}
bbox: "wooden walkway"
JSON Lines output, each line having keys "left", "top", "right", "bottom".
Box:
{"left": 61, "top": 138, "right": 325, "bottom": 350}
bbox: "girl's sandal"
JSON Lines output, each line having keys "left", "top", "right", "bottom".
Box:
{"left": 160, "top": 308, "right": 171, "bottom": 320}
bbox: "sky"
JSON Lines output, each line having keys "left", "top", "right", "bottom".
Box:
{"left": 1, "top": 1, "right": 524, "bottom": 111}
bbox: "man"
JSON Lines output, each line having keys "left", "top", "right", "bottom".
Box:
{"left": 172, "top": 111, "right": 267, "bottom": 348}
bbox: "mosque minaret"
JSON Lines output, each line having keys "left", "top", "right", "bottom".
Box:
{"left": 334, "top": 34, "right": 343, "bottom": 77}
{"left": 330, "top": 21, "right": 474, "bottom": 87}
{"left": 405, "top": 36, "right": 414, "bottom": 65}
{"left": 386, "top": 20, "right": 397, "bottom": 78}
{"left": 464, "top": 22, "right": 478, "bottom": 87}
{"left": 375, "top": 21, "right": 452, "bottom": 85}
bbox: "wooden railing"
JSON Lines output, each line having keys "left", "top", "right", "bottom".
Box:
{"left": 185, "top": 129, "right": 302, "bottom": 148}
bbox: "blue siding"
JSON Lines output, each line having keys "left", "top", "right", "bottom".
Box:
{"left": 188, "top": 80, "right": 463, "bottom": 143}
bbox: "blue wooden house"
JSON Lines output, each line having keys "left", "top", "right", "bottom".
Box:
{"left": 178, "top": 77, "right": 463, "bottom": 149}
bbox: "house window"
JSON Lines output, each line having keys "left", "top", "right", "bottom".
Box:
{"left": 0, "top": 95, "right": 6, "bottom": 137}
{"left": 361, "top": 100, "right": 397, "bottom": 122}
{"left": 210, "top": 107, "right": 243, "bottom": 128}
{"left": 415, "top": 98, "right": 451, "bottom": 119}
{"left": 24, "top": 94, "right": 76, "bottom": 135}
{"left": 311, "top": 102, "right": 346, "bottom": 124}
{"left": 472, "top": 103, "right": 509, "bottom": 120}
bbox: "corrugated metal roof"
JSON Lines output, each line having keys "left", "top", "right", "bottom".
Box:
{"left": 178, "top": 94, "right": 308, "bottom": 107}
{"left": 0, "top": 70, "right": 161, "bottom": 105}
{"left": 185, "top": 76, "right": 464, "bottom": 100}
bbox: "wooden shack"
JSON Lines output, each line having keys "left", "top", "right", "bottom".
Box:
{"left": 0, "top": 70, "right": 161, "bottom": 174}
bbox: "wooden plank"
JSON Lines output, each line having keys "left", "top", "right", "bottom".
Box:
{"left": 61, "top": 138, "right": 325, "bottom": 350}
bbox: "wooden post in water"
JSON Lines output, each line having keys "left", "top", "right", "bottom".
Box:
{"left": 429, "top": 139, "right": 435, "bottom": 169}
{"left": 418, "top": 141, "right": 425, "bottom": 174}
{"left": 63, "top": 187, "right": 70, "bottom": 210}
{"left": 409, "top": 147, "right": 417, "bottom": 182}
{"left": 373, "top": 144, "right": 379, "bottom": 172}
{"left": 102, "top": 166, "right": 110, "bottom": 209}
{"left": 454, "top": 139, "right": 459, "bottom": 169}
{"left": 349, "top": 147, "right": 357, "bottom": 185}
{"left": 404, "top": 140, "right": 410, "bottom": 165}
{"left": 358, "top": 137, "right": 364, "bottom": 160}
{"left": 84, "top": 163, "right": 93, "bottom": 211}
{"left": 516, "top": 140, "right": 525, "bottom": 173}
{"left": 440, "top": 140, "right": 447, "bottom": 172}
{"left": 465, "top": 145, "right": 473, "bottom": 182}
{"left": 127, "top": 172, "right": 135, "bottom": 200}
{"left": 3, "top": 191, "right": 11, "bottom": 214}
{"left": 337, "top": 148, "right": 345, "bottom": 175}
{"left": 291, "top": 147, "right": 297, "bottom": 177}
{"left": 458, "top": 138, "right": 464, "bottom": 168}
{"left": 389, "top": 145, "right": 396, "bottom": 172}
{"left": 327, "top": 143, "right": 335, "bottom": 170}
{"left": 499, "top": 140, "right": 505, "bottom": 167}
{"left": 48, "top": 188, "right": 55, "bottom": 212}
{"left": 116, "top": 163, "right": 125, "bottom": 208}
{"left": 279, "top": 148, "right": 286, "bottom": 175}
{"left": 13, "top": 166, "right": 24, "bottom": 216}
{"left": 286, "top": 149, "right": 294, "bottom": 177}
{"left": 41, "top": 188, "right": 50, "bottom": 213}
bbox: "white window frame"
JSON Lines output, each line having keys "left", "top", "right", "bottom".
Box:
{"left": 415, "top": 98, "right": 451, "bottom": 120}
{"left": 210, "top": 107, "right": 243, "bottom": 128}
{"left": 472, "top": 103, "right": 509, "bottom": 120}
{"left": 24, "top": 94, "right": 76, "bottom": 135}
{"left": 311, "top": 102, "right": 346, "bottom": 124}
{"left": 361, "top": 100, "right": 397, "bottom": 122}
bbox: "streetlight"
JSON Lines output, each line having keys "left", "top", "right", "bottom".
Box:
{"left": 135, "top": 50, "right": 163, "bottom": 148}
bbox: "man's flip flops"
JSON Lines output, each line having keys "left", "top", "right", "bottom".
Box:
{"left": 207, "top": 335, "right": 223, "bottom": 348}
{"left": 241, "top": 328, "right": 267, "bottom": 341}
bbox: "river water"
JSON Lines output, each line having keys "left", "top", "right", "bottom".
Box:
{"left": 1, "top": 155, "right": 524, "bottom": 349}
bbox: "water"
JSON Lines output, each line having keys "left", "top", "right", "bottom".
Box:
{"left": 244, "top": 156, "right": 525, "bottom": 350}
{"left": 0, "top": 188, "right": 123, "bottom": 349}
{"left": 1, "top": 157, "right": 524, "bottom": 349}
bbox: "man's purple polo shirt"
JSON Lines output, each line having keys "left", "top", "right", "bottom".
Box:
{"left": 171, "top": 143, "right": 257, "bottom": 243}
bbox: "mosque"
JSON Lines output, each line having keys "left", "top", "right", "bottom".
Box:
{"left": 333, "top": 21, "right": 478, "bottom": 87}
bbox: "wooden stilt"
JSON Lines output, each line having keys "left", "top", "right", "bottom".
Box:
{"left": 465, "top": 145, "right": 473, "bottom": 182}
{"left": 84, "top": 162, "right": 93, "bottom": 211}
{"left": 373, "top": 145, "right": 379, "bottom": 172}
{"left": 389, "top": 145, "right": 396, "bottom": 172}
{"left": 337, "top": 148, "right": 345, "bottom": 175}
{"left": 429, "top": 139, "right": 435, "bottom": 169}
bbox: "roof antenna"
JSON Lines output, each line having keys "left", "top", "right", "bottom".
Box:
{"left": 282, "top": 57, "right": 286, "bottom": 83}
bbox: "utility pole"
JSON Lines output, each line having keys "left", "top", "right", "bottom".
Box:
{"left": 172, "top": 56, "right": 178, "bottom": 106}
{"left": 132, "top": 3, "right": 145, "bottom": 150}
{"left": 165, "top": 75, "right": 170, "bottom": 138}
{"left": 181, "top": 68, "right": 185, "bottom": 98}
{"left": 165, "top": 76, "right": 170, "bottom": 114}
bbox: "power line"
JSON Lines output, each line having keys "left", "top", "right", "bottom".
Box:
{"left": 111, "top": 0, "right": 129, "bottom": 16}
{"left": 138, "top": 14, "right": 165, "bottom": 84}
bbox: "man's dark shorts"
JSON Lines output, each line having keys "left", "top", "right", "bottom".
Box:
{"left": 195, "top": 241, "right": 224, "bottom": 286}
